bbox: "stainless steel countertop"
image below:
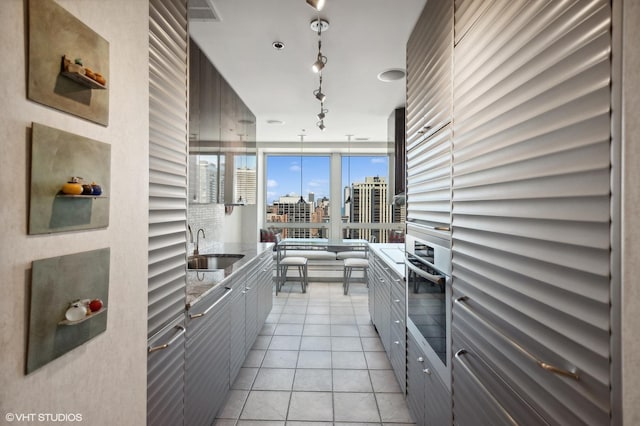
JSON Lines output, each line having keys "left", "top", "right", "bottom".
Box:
{"left": 368, "top": 243, "right": 406, "bottom": 278}
{"left": 186, "top": 242, "right": 274, "bottom": 308}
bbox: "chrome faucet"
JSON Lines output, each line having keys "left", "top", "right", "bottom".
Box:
{"left": 194, "top": 228, "right": 205, "bottom": 255}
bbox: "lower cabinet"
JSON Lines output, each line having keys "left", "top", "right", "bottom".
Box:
{"left": 228, "top": 270, "right": 247, "bottom": 384}
{"left": 406, "top": 330, "right": 451, "bottom": 426}
{"left": 182, "top": 248, "right": 274, "bottom": 426}
{"left": 185, "top": 285, "right": 233, "bottom": 426}
{"left": 230, "top": 251, "right": 274, "bottom": 385}
{"left": 147, "top": 316, "right": 186, "bottom": 426}
{"left": 369, "top": 249, "right": 406, "bottom": 393}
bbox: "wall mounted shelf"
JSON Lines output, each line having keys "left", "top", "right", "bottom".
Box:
{"left": 56, "top": 193, "right": 108, "bottom": 199}
{"left": 60, "top": 69, "right": 107, "bottom": 90}
{"left": 58, "top": 307, "right": 107, "bottom": 326}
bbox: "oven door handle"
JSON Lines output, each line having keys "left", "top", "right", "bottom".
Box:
{"left": 406, "top": 260, "right": 445, "bottom": 285}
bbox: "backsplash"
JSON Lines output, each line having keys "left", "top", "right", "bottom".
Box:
{"left": 187, "top": 204, "right": 225, "bottom": 254}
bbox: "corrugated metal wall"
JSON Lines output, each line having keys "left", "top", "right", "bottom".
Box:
{"left": 148, "top": 0, "right": 189, "bottom": 338}
{"left": 147, "top": 0, "right": 188, "bottom": 424}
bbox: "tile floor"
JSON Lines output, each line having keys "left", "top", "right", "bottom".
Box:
{"left": 215, "top": 280, "right": 415, "bottom": 426}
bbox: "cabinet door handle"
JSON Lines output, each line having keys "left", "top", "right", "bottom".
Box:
{"left": 394, "top": 320, "right": 401, "bottom": 324}
{"left": 245, "top": 287, "right": 252, "bottom": 290}
{"left": 417, "top": 357, "right": 424, "bottom": 362}
{"left": 148, "top": 325, "right": 185, "bottom": 353}
{"left": 394, "top": 299, "right": 401, "bottom": 303}
{"left": 423, "top": 368, "right": 431, "bottom": 375}
{"left": 394, "top": 341, "right": 400, "bottom": 345}
{"left": 455, "top": 296, "right": 580, "bottom": 381}
{"left": 189, "top": 287, "right": 234, "bottom": 319}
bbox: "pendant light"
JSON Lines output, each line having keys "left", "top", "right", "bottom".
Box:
{"left": 306, "top": 0, "right": 325, "bottom": 11}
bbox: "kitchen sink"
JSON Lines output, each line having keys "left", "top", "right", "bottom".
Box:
{"left": 188, "top": 254, "right": 244, "bottom": 270}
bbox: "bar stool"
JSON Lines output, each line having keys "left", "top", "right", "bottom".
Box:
{"left": 343, "top": 258, "right": 369, "bottom": 295}
{"left": 277, "top": 256, "right": 308, "bottom": 295}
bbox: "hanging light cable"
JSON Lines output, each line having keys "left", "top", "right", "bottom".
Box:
{"left": 311, "top": 21, "right": 327, "bottom": 73}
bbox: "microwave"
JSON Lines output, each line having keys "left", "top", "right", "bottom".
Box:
{"left": 405, "top": 233, "right": 452, "bottom": 389}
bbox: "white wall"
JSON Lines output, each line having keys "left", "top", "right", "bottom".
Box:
{"left": 0, "top": 1, "right": 148, "bottom": 424}
{"left": 622, "top": 0, "right": 640, "bottom": 423}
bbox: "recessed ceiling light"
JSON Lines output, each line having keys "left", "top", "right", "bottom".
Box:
{"left": 266, "top": 119, "right": 285, "bottom": 125}
{"left": 377, "top": 69, "right": 406, "bottom": 82}
{"left": 272, "top": 41, "right": 285, "bottom": 50}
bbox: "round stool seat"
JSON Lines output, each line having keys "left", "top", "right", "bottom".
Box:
{"left": 344, "top": 258, "right": 369, "bottom": 268}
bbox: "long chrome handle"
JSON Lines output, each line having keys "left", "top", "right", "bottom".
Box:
{"left": 454, "top": 350, "right": 518, "bottom": 425}
{"left": 189, "top": 287, "right": 233, "bottom": 319}
{"left": 148, "top": 325, "right": 185, "bottom": 353}
{"left": 406, "top": 261, "right": 445, "bottom": 285}
{"left": 455, "top": 296, "right": 580, "bottom": 381}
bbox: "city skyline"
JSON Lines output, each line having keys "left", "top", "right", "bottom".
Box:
{"left": 266, "top": 155, "right": 389, "bottom": 204}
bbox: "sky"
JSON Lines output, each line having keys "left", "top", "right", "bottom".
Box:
{"left": 265, "top": 155, "right": 389, "bottom": 204}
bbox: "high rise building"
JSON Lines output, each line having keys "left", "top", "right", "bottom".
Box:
{"left": 272, "top": 195, "right": 313, "bottom": 238}
{"left": 235, "top": 167, "right": 256, "bottom": 204}
{"left": 349, "top": 176, "right": 393, "bottom": 242}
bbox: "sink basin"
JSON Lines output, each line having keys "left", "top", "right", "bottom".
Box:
{"left": 188, "top": 254, "right": 245, "bottom": 270}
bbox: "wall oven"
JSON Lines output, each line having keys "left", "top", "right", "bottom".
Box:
{"left": 405, "top": 233, "right": 452, "bottom": 389}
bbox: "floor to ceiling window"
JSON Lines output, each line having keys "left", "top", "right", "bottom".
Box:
{"left": 264, "top": 154, "right": 404, "bottom": 241}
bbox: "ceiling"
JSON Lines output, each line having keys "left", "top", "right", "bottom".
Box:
{"left": 189, "top": 0, "right": 426, "bottom": 143}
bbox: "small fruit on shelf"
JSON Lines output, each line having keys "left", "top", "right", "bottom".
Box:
{"left": 89, "top": 299, "right": 103, "bottom": 313}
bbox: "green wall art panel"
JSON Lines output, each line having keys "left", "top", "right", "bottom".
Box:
{"left": 29, "top": 122, "right": 111, "bottom": 235}
{"left": 28, "top": 0, "right": 110, "bottom": 126}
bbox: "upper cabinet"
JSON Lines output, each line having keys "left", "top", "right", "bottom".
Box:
{"left": 405, "top": 0, "right": 454, "bottom": 243}
{"left": 189, "top": 38, "right": 256, "bottom": 205}
{"left": 406, "top": 0, "right": 454, "bottom": 147}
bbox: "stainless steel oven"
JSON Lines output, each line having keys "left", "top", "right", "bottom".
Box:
{"left": 405, "top": 233, "right": 452, "bottom": 389}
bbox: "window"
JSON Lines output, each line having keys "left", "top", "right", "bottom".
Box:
{"left": 265, "top": 155, "right": 330, "bottom": 238}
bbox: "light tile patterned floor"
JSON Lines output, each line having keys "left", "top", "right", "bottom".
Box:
{"left": 216, "top": 280, "right": 415, "bottom": 426}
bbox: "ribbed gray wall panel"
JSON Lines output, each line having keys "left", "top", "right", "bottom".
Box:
{"left": 451, "top": 1, "right": 612, "bottom": 425}
{"left": 148, "top": 0, "right": 188, "bottom": 338}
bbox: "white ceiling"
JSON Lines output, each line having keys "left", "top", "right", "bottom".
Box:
{"left": 189, "top": 0, "right": 426, "bottom": 143}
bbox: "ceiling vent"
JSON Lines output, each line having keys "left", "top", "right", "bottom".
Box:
{"left": 188, "top": 0, "right": 221, "bottom": 21}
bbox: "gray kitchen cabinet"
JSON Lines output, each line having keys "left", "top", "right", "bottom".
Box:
{"left": 256, "top": 252, "right": 274, "bottom": 325}
{"left": 185, "top": 285, "right": 233, "bottom": 426}
{"left": 147, "top": 316, "right": 186, "bottom": 426}
{"left": 229, "top": 251, "right": 274, "bottom": 385}
{"left": 389, "top": 275, "right": 407, "bottom": 393}
{"left": 228, "top": 268, "right": 247, "bottom": 384}
{"left": 369, "top": 249, "right": 406, "bottom": 392}
{"left": 405, "top": 0, "right": 454, "bottom": 244}
{"left": 450, "top": 0, "right": 614, "bottom": 425}
{"left": 373, "top": 260, "right": 391, "bottom": 353}
{"left": 407, "top": 329, "right": 451, "bottom": 426}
